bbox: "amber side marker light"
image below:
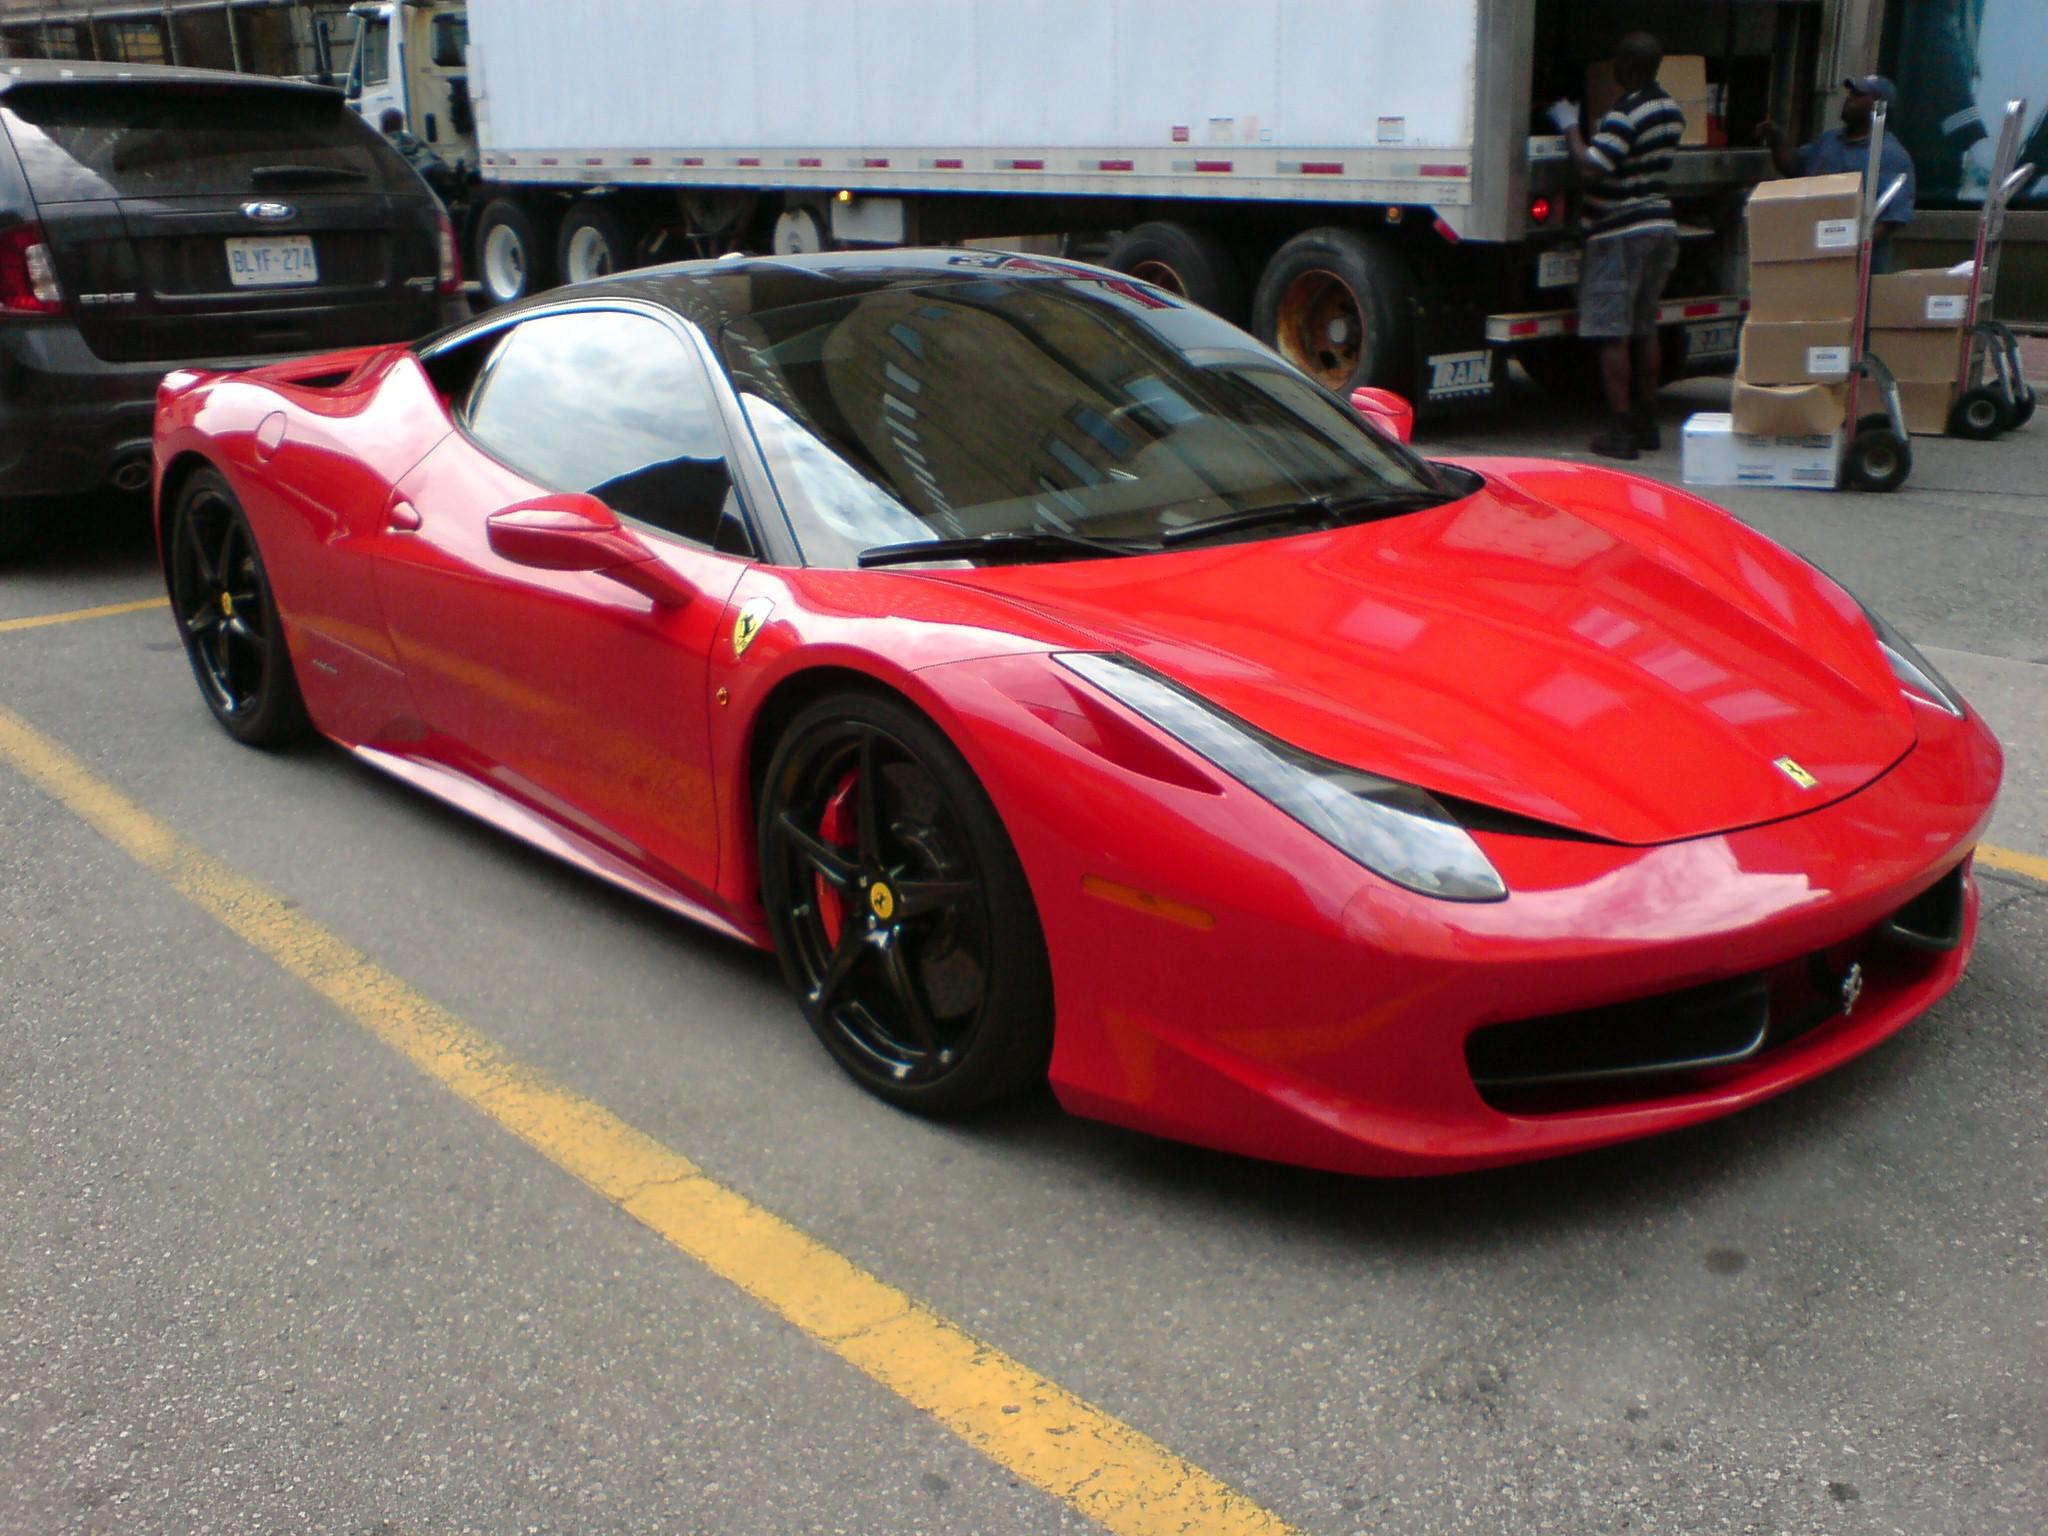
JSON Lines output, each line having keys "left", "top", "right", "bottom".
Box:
{"left": 1081, "top": 875, "right": 1216, "bottom": 931}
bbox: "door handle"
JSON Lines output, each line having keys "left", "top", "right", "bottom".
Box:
{"left": 388, "top": 498, "right": 422, "bottom": 532}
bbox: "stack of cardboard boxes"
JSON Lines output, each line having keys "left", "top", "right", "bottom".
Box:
{"left": 1868, "top": 268, "right": 1973, "bottom": 434}
{"left": 1731, "top": 172, "right": 1861, "bottom": 438}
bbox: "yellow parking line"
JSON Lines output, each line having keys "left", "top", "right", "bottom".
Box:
{"left": 0, "top": 701, "right": 1298, "bottom": 1536}
{"left": 0, "top": 596, "right": 169, "bottom": 635}
{"left": 1980, "top": 842, "right": 2048, "bottom": 885}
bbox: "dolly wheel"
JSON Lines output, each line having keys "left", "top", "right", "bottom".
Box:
{"left": 2012, "top": 382, "right": 2036, "bottom": 430}
{"left": 1843, "top": 414, "right": 1912, "bottom": 493}
{"left": 1948, "top": 386, "right": 2013, "bottom": 440}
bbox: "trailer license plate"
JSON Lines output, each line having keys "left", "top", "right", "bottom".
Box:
{"left": 225, "top": 235, "right": 318, "bottom": 288}
{"left": 1686, "top": 319, "right": 1741, "bottom": 360}
{"left": 1537, "top": 250, "right": 1580, "bottom": 289}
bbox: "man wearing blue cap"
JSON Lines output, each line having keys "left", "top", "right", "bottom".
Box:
{"left": 1758, "top": 78, "right": 1918, "bottom": 271}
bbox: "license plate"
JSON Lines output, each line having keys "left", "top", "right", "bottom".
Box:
{"left": 1537, "top": 249, "right": 1580, "bottom": 289}
{"left": 225, "top": 235, "right": 318, "bottom": 288}
{"left": 1685, "top": 319, "right": 1741, "bottom": 360}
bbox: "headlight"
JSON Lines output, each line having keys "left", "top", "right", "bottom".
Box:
{"left": 1056, "top": 652, "right": 1507, "bottom": 902}
{"left": 1857, "top": 600, "right": 1966, "bottom": 717}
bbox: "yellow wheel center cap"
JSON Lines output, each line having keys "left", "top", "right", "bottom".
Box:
{"left": 220, "top": 591, "right": 235, "bottom": 618}
{"left": 868, "top": 882, "right": 895, "bottom": 921}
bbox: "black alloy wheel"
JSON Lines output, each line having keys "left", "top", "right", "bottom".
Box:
{"left": 759, "top": 692, "right": 1052, "bottom": 1112}
{"left": 168, "top": 470, "right": 309, "bottom": 747}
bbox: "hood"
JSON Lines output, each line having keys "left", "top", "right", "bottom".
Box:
{"left": 940, "top": 462, "right": 1914, "bottom": 846}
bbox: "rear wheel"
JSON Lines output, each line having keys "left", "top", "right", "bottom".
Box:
{"left": 1104, "top": 221, "right": 1247, "bottom": 323}
{"left": 1948, "top": 385, "right": 2013, "bottom": 440}
{"left": 758, "top": 691, "right": 1053, "bottom": 1112}
{"left": 1843, "top": 414, "right": 1911, "bottom": 494}
{"left": 1252, "top": 228, "right": 1414, "bottom": 392}
{"left": 472, "top": 196, "right": 556, "bottom": 306}
{"left": 167, "top": 470, "right": 308, "bottom": 747}
{"left": 556, "top": 197, "right": 634, "bottom": 285}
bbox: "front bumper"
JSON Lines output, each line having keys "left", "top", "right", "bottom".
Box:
{"left": 925, "top": 653, "right": 2004, "bottom": 1176}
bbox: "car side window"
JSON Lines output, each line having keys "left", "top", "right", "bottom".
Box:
{"left": 462, "top": 310, "right": 746, "bottom": 552}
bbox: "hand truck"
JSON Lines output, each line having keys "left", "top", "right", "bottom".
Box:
{"left": 1948, "top": 97, "right": 2039, "bottom": 439}
{"left": 1840, "top": 101, "right": 1914, "bottom": 492}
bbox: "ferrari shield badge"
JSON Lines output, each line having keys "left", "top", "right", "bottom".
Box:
{"left": 1773, "top": 756, "right": 1818, "bottom": 790}
{"left": 731, "top": 597, "right": 774, "bottom": 658}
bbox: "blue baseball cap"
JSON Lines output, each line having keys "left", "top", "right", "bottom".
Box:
{"left": 1843, "top": 75, "right": 1898, "bottom": 106}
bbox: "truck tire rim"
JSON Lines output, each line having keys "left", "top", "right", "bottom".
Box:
{"left": 1128, "top": 259, "right": 1188, "bottom": 297}
{"left": 482, "top": 224, "right": 528, "bottom": 302}
{"left": 564, "top": 225, "right": 617, "bottom": 283}
{"left": 1275, "top": 269, "right": 1365, "bottom": 391}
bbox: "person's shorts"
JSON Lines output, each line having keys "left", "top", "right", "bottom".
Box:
{"left": 1578, "top": 228, "right": 1680, "bottom": 339}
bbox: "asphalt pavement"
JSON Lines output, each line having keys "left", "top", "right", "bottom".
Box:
{"left": 3, "top": 367, "right": 2044, "bottom": 1535}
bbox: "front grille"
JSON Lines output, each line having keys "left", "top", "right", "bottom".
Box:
{"left": 1467, "top": 865, "right": 1965, "bottom": 1114}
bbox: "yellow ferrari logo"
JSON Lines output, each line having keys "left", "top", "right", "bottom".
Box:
{"left": 1774, "top": 756, "right": 1818, "bottom": 790}
{"left": 220, "top": 591, "right": 235, "bottom": 617}
{"left": 868, "top": 882, "right": 896, "bottom": 921}
{"left": 731, "top": 596, "right": 774, "bottom": 657}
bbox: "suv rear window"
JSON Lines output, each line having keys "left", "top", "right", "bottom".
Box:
{"left": 1, "top": 83, "right": 406, "bottom": 203}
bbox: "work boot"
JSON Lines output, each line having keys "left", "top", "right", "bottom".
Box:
{"left": 1589, "top": 416, "right": 1639, "bottom": 460}
{"left": 1632, "top": 403, "right": 1662, "bottom": 452}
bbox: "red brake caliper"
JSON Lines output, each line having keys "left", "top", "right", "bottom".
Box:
{"left": 814, "top": 769, "right": 858, "bottom": 939}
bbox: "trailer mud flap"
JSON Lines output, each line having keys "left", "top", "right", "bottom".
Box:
{"left": 1410, "top": 293, "right": 1499, "bottom": 418}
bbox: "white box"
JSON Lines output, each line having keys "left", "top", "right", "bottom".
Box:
{"left": 1680, "top": 413, "right": 1841, "bottom": 491}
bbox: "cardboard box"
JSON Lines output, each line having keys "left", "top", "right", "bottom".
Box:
{"left": 1895, "top": 381, "right": 1958, "bottom": 436}
{"left": 1732, "top": 379, "right": 1848, "bottom": 437}
{"left": 1746, "top": 257, "right": 1859, "bottom": 323}
{"left": 1868, "top": 268, "right": 1973, "bottom": 329}
{"left": 1746, "top": 174, "right": 1863, "bottom": 264}
{"left": 1871, "top": 327, "right": 1964, "bottom": 384}
{"left": 1681, "top": 413, "right": 1840, "bottom": 490}
{"left": 1586, "top": 55, "right": 1713, "bottom": 147}
{"left": 1738, "top": 319, "right": 1854, "bottom": 383}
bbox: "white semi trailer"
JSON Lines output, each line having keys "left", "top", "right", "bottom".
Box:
{"left": 344, "top": 0, "right": 1852, "bottom": 413}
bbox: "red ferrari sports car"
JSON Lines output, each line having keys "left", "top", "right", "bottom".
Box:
{"left": 152, "top": 250, "right": 2002, "bottom": 1176}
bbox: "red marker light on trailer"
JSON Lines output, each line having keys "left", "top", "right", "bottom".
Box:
{"left": 1529, "top": 196, "right": 1554, "bottom": 225}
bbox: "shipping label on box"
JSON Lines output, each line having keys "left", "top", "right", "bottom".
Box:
{"left": 1681, "top": 413, "right": 1841, "bottom": 490}
{"left": 1869, "top": 269, "right": 1974, "bottom": 329}
{"left": 1746, "top": 174, "right": 1862, "bottom": 263}
{"left": 1738, "top": 319, "right": 1854, "bottom": 383}
{"left": 1732, "top": 379, "right": 1848, "bottom": 437}
{"left": 1746, "top": 257, "right": 1859, "bottom": 324}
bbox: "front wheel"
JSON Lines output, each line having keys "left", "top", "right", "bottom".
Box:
{"left": 167, "top": 470, "right": 309, "bottom": 747}
{"left": 758, "top": 691, "right": 1053, "bottom": 1112}
{"left": 1843, "top": 415, "right": 1912, "bottom": 494}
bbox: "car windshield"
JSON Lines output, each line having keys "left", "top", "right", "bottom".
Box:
{"left": 1, "top": 83, "right": 399, "bottom": 203}
{"left": 717, "top": 274, "right": 1442, "bottom": 567}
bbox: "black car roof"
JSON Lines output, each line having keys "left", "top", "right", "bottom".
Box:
{"left": 0, "top": 58, "right": 339, "bottom": 97}
{"left": 488, "top": 248, "right": 1129, "bottom": 338}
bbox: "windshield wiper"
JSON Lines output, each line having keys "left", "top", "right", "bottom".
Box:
{"left": 1158, "top": 489, "right": 1454, "bottom": 548}
{"left": 249, "top": 164, "right": 370, "bottom": 187}
{"left": 857, "top": 527, "right": 1147, "bottom": 569}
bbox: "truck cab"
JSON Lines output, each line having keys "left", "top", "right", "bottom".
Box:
{"left": 343, "top": 0, "right": 474, "bottom": 174}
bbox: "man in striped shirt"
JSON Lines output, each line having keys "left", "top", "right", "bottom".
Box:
{"left": 1547, "top": 32, "right": 1686, "bottom": 459}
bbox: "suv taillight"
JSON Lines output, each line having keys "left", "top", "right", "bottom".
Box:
{"left": 435, "top": 209, "right": 462, "bottom": 295}
{"left": 0, "top": 223, "right": 63, "bottom": 315}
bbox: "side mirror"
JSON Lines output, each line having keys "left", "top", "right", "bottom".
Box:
{"left": 486, "top": 493, "right": 694, "bottom": 608}
{"left": 1349, "top": 386, "right": 1415, "bottom": 445}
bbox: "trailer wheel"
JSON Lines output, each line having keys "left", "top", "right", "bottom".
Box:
{"left": 1843, "top": 414, "right": 1911, "bottom": 493}
{"left": 1104, "top": 223, "right": 1246, "bottom": 323}
{"left": 473, "top": 197, "right": 556, "bottom": 306}
{"left": 1253, "top": 228, "right": 1413, "bottom": 393}
{"left": 557, "top": 198, "right": 634, "bottom": 285}
{"left": 1948, "top": 386, "right": 2013, "bottom": 440}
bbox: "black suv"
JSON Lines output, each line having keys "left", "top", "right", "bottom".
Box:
{"left": 0, "top": 61, "right": 464, "bottom": 554}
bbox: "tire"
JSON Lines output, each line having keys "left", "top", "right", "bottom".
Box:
{"left": 758, "top": 690, "right": 1053, "bottom": 1113}
{"left": 1104, "top": 221, "right": 1247, "bottom": 323}
{"left": 556, "top": 197, "right": 634, "bottom": 286}
{"left": 1843, "top": 415, "right": 1912, "bottom": 494}
{"left": 2010, "top": 381, "right": 2035, "bottom": 429}
{"left": 1251, "top": 227, "right": 1414, "bottom": 392}
{"left": 472, "top": 196, "right": 556, "bottom": 307}
{"left": 166, "top": 469, "right": 309, "bottom": 748}
{"left": 1948, "top": 385, "right": 2013, "bottom": 440}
